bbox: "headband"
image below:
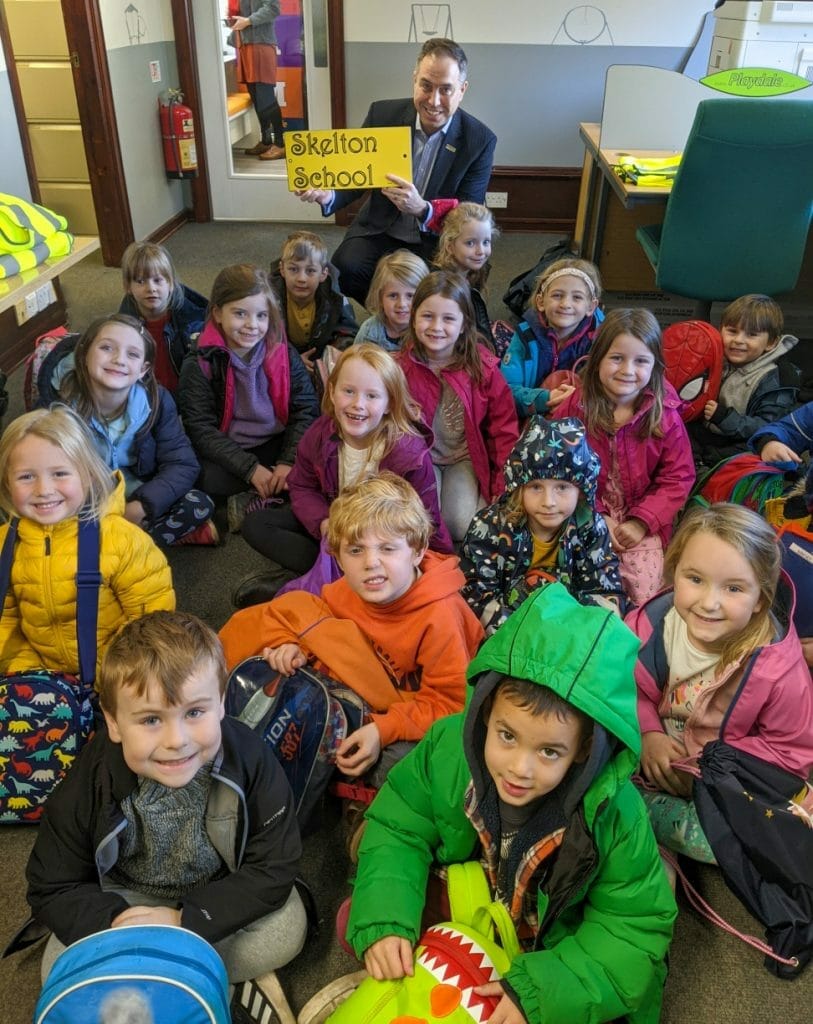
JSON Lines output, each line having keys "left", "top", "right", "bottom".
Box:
{"left": 538, "top": 267, "right": 597, "bottom": 299}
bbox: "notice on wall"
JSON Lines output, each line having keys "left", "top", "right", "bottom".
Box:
{"left": 283, "top": 127, "right": 412, "bottom": 191}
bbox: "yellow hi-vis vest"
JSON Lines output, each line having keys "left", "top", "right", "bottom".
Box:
{"left": 0, "top": 193, "right": 74, "bottom": 279}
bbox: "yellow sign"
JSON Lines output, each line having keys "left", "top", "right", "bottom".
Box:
{"left": 283, "top": 127, "right": 412, "bottom": 191}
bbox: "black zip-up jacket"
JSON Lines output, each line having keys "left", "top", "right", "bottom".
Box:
{"left": 269, "top": 259, "right": 357, "bottom": 359}
{"left": 26, "top": 717, "right": 302, "bottom": 946}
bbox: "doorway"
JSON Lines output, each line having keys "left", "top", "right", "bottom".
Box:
{"left": 192, "top": 0, "right": 336, "bottom": 220}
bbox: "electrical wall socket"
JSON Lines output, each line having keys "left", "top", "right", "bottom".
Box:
{"left": 25, "top": 292, "right": 38, "bottom": 319}
{"left": 36, "top": 282, "right": 56, "bottom": 312}
{"left": 485, "top": 191, "right": 508, "bottom": 208}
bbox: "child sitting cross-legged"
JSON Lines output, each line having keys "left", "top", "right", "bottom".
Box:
{"left": 118, "top": 241, "right": 207, "bottom": 395}
{"left": 461, "top": 416, "right": 624, "bottom": 634}
{"left": 26, "top": 611, "right": 307, "bottom": 1019}
{"left": 220, "top": 471, "right": 483, "bottom": 786}
{"left": 270, "top": 230, "right": 358, "bottom": 372}
{"left": 688, "top": 293, "right": 800, "bottom": 468}
{"left": 346, "top": 584, "right": 677, "bottom": 1024}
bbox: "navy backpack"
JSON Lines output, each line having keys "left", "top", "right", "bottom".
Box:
{"left": 226, "top": 657, "right": 367, "bottom": 828}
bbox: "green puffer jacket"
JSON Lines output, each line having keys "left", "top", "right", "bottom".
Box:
{"left": 348, "top": 584, "right": 676, "bottom": 1024}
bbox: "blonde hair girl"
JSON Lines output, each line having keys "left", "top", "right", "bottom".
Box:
{"left": 39, "top": 315, "right": 217, "bottom": 546}
{"left": 557, "top": 308, "right": 695, "bottom": 606}
{"left": 500, "top": 256, "right": 603, "bottom": 418}
{"left": 399, "top": 271, "right": 519, "bottom": 542}
{"left": 0, "top": 407, "right": 174, "bottom": 678}
{"left": 627, "top": 502, "right": 813, "bottom": 863}
{"left": 235, "top": 343, "right": 452, "bottom": 608}
{"left": 356, "top": 250, "right": 430, "bottom": 351}
{"left": 435, "top": 202, "right": 504, "bottom": 353}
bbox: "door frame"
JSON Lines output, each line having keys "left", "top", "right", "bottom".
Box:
{"left": 61, "top": 0, "right": 133, "bottom": 264}
{"left": 1, "top": 0, "right": 347, "bottom": 263}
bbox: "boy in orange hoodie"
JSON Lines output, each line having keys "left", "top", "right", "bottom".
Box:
{"left": 220, "top": 472, "right": 483, "bottom": 783}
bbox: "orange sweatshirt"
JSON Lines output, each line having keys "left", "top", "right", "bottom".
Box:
{"left": 219, "top": 551, "right": 483, "bottom": 747}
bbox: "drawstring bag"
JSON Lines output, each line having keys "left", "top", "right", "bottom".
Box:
{"left": 0, "top": 516, "right": 100, "bottom": 823}
{"left": 692, "top": 739, "right": 813, "bottom": 977}
{"left": 326, "top": 863, "right": 520, "bottom": 1024}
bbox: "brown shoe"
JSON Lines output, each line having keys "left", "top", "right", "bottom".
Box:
{"left": 244, "top": 141, "right": 271, "bottom": 156}
{"left": 259, "top": 145, "right": 286, "bottom": 161}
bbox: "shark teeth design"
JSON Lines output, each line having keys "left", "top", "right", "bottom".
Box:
{"left": 416, "top": 926, "right": 503, "bottom": 1023}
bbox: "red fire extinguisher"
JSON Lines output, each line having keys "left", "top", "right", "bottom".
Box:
{"left": 159, "top": 89, "right": 198, "bottom": 180}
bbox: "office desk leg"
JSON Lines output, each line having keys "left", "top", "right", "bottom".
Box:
{"left": 573, "top": 148, "right": 596, "bottom": 256}
{"left": 586, "top": 170, "right": 611, "bottom": 267}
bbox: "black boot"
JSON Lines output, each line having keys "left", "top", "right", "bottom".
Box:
{"left": 231, "top": 566, "right": 297, "bottom": 609}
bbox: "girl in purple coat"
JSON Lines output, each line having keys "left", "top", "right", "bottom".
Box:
{"left": 235, "top": 344, "right": 452, "bottom": 607}
{"left": 398, "top": 271, "right": 518, "bottom": 542}
{"left": 558, "top": 308, "right": 695, "bottom": 605}
{"left": 626, "top": 503, "right": 813, "bottom": 862}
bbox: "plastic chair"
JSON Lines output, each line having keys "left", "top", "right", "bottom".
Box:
{"left": 636, "top": 98, "right": 813, "bottom": 319}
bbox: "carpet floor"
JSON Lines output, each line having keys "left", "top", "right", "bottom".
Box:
{"left": 0, "top": 220, "right": 810, "bottom": 1023}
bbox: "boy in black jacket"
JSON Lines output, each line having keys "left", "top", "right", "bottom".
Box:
{"left": 26, "top": 611, "right": 306, "bottom": 1012}
{"left": 270, "top": 230, "right": 357, "bottom": 371}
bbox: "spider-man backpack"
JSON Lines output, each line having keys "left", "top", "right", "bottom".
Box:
{"left": 662, "top": 320, "right": 723, "bottom": 422}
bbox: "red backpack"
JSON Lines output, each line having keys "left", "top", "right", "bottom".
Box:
{"left": 22, "top": 325, "right": 71, "bottom": 411}
{"left": 662, "top": 320, "right": 723, "bottom": 422}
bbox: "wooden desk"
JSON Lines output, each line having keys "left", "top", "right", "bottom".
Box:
{"left": 573, "top": 123, "right": 677, "bottom": 291}
{"left": 0, "top": 235, "right": 100, "bottom": 372}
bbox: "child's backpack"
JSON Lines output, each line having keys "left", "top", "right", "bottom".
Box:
{"left": 661, "top": 320, "right": 723, "bottom": 422}
{"left": 691, "top": 740, "right": 813, "bottom": 978}
{"left": 501, "top": 239, "right": 574, "bottom": 318}
{"left": 325, "top": 862, "right": 520, "bottom": 1024}
{"left": 34, "top": 924, "right": 231, "bottom": 1024}
{"left": 225, "top": 656, "right": 367, "bottom": 828}
{"left": 22, "top": 326, "right": 75, "bottom": 411}
{"left": 777, "top": 522, "right": 813, "bottom": 638}
{"left": 688, "top": 453, "right": 790, "bottom": 515}
{"left": 0, "top": 516, "right": 100, "bottom": 823}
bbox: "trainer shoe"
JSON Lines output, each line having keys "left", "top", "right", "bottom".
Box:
{"left": 232, "top": 972, "right": 296, "bottom": 1024}
{"left": 173, "top": 519, "right": 220, "bottom": 546}
{"left": 227, "top": 491, "right": 255, "bottom": 533}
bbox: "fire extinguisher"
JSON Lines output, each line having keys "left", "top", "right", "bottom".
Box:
{"left": 159, "top": 89, "right": 198, "bottom": 180}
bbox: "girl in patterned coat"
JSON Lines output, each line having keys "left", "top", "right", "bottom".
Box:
{"left": 461, "top": 416, "right": 624, "bottom": 634}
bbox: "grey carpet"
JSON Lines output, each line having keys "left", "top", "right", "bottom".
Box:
{"left": 0, "top": 221, "right": 810, "bottom": 1022}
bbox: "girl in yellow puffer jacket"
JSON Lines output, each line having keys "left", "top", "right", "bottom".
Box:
{"left": 0, "top": 406, "right": 175, "bottom": 677}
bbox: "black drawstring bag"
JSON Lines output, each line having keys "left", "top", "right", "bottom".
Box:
{"left": 694, "top": 739, "right": 813, "bottom": 978}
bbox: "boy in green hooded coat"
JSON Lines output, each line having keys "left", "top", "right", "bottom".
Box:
{"left": 347, "top": 583, "right": 676, "bottom": 1023}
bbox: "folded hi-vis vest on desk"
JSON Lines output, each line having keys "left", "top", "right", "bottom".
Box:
{"left": 0, "top": 193, "right": 74, "bottom": 279}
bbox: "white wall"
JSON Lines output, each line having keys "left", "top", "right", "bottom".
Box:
{"left": 98, "top": 0, "right": 189, "bottom": 239}
{"left": 342, "top": 1, "right": 714, "bottom": 165}
{"left": 344, "top": 0, "right": 711, "bottom": 46}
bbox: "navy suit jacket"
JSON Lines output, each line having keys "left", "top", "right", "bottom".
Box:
{"left": 329, "top": 98, "right": 497, "bottom": 239}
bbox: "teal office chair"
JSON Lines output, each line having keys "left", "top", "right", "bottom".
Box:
{"left": 636, "top": 98, "right": 813, "bottom": 319}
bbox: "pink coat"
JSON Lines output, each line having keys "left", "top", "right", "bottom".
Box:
{"left": 557, "top": 383, "right": 695, "bottom": 545}
{"left": 627, "top": 583, "right": 813, "bottom": 779}
{"left": 398, "top": 346, "right": 519, "bottom": 501}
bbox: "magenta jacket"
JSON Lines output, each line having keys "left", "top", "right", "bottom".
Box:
{"left": 287, "top": 414, "right": 454, "bottom": 553}
{"left": 557, "top": 382, "right": 694, "bottom": 545}
{"left": 626, "top": 582, "right": 813, "bottom": 779}
{"left": 397, "top": 346, "right": 519, "bottom": 501}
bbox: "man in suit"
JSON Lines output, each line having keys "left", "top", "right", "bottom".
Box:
{"left": 297, "top": 37, "right": 497, "bottom": 305}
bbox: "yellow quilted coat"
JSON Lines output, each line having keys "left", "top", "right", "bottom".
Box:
{"left": 0, "top": 476, "right": 175, "bottom": 677}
